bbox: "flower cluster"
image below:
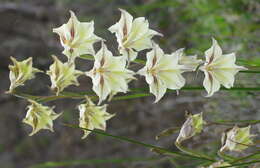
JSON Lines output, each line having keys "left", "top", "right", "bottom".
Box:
{"left": 7, "top": 9, "right": 248, "bottom": 138}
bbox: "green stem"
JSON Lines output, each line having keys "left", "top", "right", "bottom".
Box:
{"left": 230, "top": 151, "right": 260, "bottom": 164}
{"left": 63, "top": 123, "right": 216, "bottom": 162}
{"left": 240, "top": 70, "right": 260, "bottom": 73}
{"left": 217, "top": 151, "right": 237, "bottom": 162}
{"left": 217, "top": 160, "right": 260, "bottom": 168}
{"left": 30, "top": 157, "right": 158, "bottom": 168}
{"left": 8, "top": 86, "right": 260, "bottom": 104}
{"left": 211, "top": 120, "right": 260, "bottom": 126}
{"left": 175, "top": 142, "right": 215, "bottom": 162}
{"left": 79, "top": 55, "right": 260, "bottom": 73}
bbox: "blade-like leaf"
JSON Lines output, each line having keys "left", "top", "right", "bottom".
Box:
{"left": 63, "top": 123, "right": 216, "bottom": 162}
{"left": 30, "top": 157, "right": 158, "bottom": 168}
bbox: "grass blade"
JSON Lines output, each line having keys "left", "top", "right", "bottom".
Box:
{"left": 30, "top": 157, "right": 158, "bottom": 168}
{"left": 63, "top": 123, "right": 216, "bottom": 162}
{"left": 217, "top": 160, "right": 260, "bottom": 168}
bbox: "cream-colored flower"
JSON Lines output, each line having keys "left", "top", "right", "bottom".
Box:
{"left": 8, "top": 57, "right": 42, "bottom": 92}
{"left": 138, "top": 44, "right": 187, "bottom": 102}
{"left": 78, "top": 96, "right": 115, "bottom": 139}
{"left": 53, "top": 11, "right": 102, "bottom": 62}
{"left": 109, "top": 9, "right": 162, "bottom": 62}
{"left": 176, "top": 113, "right": 204, "bottom": 144}
{"left": 220, "top": 125, "right": 254, "bottom": 152}
{"left": 23, "top": 100, "right": 61, "bottom": 136}
{"left": 200, "top": 38, "right": 247, "bottom": 97}
{"left": 47, "top": 55, "right": 83, "bottom": 95}
{"left": 86, "top": 42, "right": 135, "bottom": 104}
{"left": 178, "top": 49, "right": 203, "bottom": 70}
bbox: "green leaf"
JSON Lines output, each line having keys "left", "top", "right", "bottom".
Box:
{"left": 63, "top": 123, "right": 216, "bottom": 162}
{"left": 30, "top": 157, "right": 158, "bottom": 168}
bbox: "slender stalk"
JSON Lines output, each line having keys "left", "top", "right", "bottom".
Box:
{"left": 217, "top": 151, "right": 237, "bottom": 161}
{"left": 175, "top": 142, "right": 215, "bottom": 161}
{"left": 217, "top": 160, "right": 260, "bottom": 168}
{"left": 8, "top": 86, "right": 260, "bottom": 104}
{"left": 63, "top": 123, "right": 216, "bottom": 162}
{"left": 240, "top": 70, "right": 260, "bottom": 73}
{"left": 207, "top": 120, "right": 260, "bottom": 126}
{"left": 230, "top": 151, "right": 260, "bottom": 164}
{"left": 80, "top": 55, "right": 260, "bottom": 73}
{"left": 30, "top": 157, "right": 158, "bottom": 168}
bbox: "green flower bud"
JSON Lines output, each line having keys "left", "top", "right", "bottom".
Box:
{"left": 220, "top": 125, "right": 254, "bottom": 152}
{"left": 176, "top": 113, "right": 204, "bottom": 143}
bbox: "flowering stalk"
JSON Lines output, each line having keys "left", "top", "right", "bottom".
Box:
{"left": 63, "top": 123, "right": 216, "bottom": 162}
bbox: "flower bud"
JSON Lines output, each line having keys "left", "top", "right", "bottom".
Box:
{"left": 176, "top": 113, "right": 204, "bottom": 143}
{"left": 220, "top": 125, "right": 254, "bottom": 152}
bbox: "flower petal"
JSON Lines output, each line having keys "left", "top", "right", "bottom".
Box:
{"left": 205, "top": 38, "right": 222, "bottom": 64}
{"left": 202, "top": 70, "right": 221, "bottom": 97}
{"left": 149, "top": 77, "right": 167, "bottom": 103}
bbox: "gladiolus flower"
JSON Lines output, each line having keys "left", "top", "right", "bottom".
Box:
{"left": 109, "top": 9, "right": 162, "bottom": 62}
{"left": 78, "top": 96, "right": 115, "bottom": 139}
{"left": 8, "top": 57, "right": 42, "bottom": 92}
{"left": 47, "top": 55, "right": 83, "bottom": 95}
{"left": 200, "top": 38, "right": 247, "bottom": 97}
{"left": 86, "top": 42, "right": 135, "bottom": 104}
{"left": 23, "top": 100, "right": 61, "bottom": 136}
{"left": 53, "top": 11, "right": 102, "bottom": 62}
{"left": 138, "top": 43, "right": 187, "bottom": 102}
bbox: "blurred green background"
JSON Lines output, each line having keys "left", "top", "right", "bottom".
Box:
{"left": 0, "top": 0, "right": 259, "bottom": 168}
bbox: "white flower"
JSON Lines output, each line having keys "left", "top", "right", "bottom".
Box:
{"left": 47, "top": 55, "right": 83, "bottom": 95}
{"left": 178, "top": 49, "right": 203, "bottom": 70}
{"left": 8, "top": 57, "right": 42, "bottom": 92}
{"left": 53, "top": 11, "right": 102, "bottom": 62}
{"left": 86, "top": 42, "right": 135, "bottom": 104}
{"left": 200, "top": 38, "right": 247, "bottom": 97}
{"left": 109, "top": 9, "right": 162, "bottom": 62}
{"left": 138, "top": 43, "right": 187, "bottom": 102}
{"left": 78, "top": 96, "right": 115, "bottom": 139}
{"left": 23, "top": 100, "right": 61, "bottom": 136}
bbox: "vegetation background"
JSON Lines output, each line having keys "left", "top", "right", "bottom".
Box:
{"left": 0, "top": 0, "right": 259, "bottom": 167}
